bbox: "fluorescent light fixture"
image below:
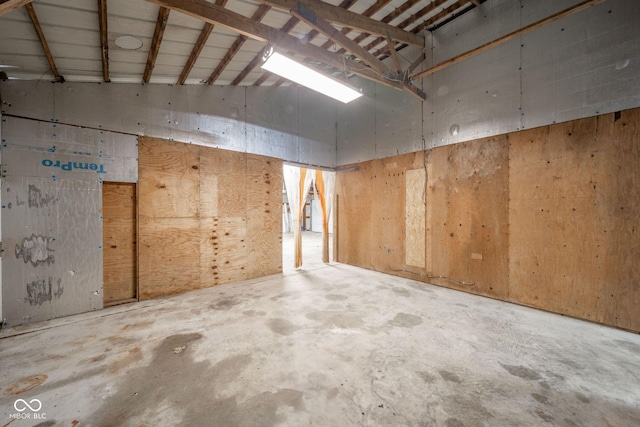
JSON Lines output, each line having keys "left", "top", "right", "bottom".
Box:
{"left": 262, "top": 48, "right": 362, "bottom": 103}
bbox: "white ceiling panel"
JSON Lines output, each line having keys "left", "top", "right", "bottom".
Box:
{"left": 0, "top": 0, "right": 477, "bottom": 88}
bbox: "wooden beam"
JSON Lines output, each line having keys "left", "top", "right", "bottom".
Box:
{"left": 206, "top": 4, "right": 270, "bottom": 85}
{"left": 385, "top": 31, "right": 402, "bottom": 73}
{"left": 251, "top": 0, "right": 353, "bottom": 86}
{"left": 146, "top": 0, "right": 405, "bottom": 91}
{"left": 361, "top": 0, "right": 448, "bottom": 57}
{"left": 291, "top": 2, "right": 392, "bottom": 75}
{"left": 207, "top": 35, "right": 246, "bottom": 85}
{"left": 369, "top": 0, "right": 463, "bottom": 58}
{"left": 0, "top": 0, "right": 31, "bottom": 17}
{"left": 177, "top": 0, "right": 228, "bottom": 85}
{"left": 328, "top": 0, "right": 392, "bottom": 53}
{"left": 412, "top": 0, "right": 607, "bottom": 80}
{"left": 408, "top": 52, "right": 425, "bottom": 74}
{"left": 98, "top": 0, "right": 110, "bottom": 82}
{"left": 255, "top": 0, "right": 423, "bottom": 47}
{"left": 178, "top": 23, "right": 213, "bottom": 84}
{"left": 348, "top": 0, "right": 421, "bottom": 48}
{"left": 411, "top": 0, "right": 468, "bottom": 34}
{"left": 253, "top": 71, "right": 273, "bottom": 86}
{"left": 143, "top": 6, "right": 170, "bottom": 84}
{"left": 24, "top": 3, "right": 63, "bottom": 82}
{"left": 231, "top": 46, "right": 269, "bottom": 86}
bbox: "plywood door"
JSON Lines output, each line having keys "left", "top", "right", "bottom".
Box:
{"left": 103, "top": 182, "right": 137, "bottom": 305}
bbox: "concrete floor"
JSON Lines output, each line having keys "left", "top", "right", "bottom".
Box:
{"left": 1, "top": 232, "right": 640, "bottom": 426}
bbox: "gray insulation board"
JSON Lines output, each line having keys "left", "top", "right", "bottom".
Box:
{"left": 336, "top": 0, "right": 640, "bottom": 165}
{"left": 1, "top": 117, "right": 138, "bottom": 326}
{"left": 2, "top": 177, "right": 102, "bottom": 325}
{"left": 0, "top": 82, "right": 339, "bottom": 168}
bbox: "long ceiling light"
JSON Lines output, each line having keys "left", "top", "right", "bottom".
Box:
{"left": 262, "top": 48, "right": 363, "bottom": 104}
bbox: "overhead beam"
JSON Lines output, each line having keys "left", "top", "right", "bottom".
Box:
{"left": 24, "top": 3, "right": 63, "bottom": 82}
{"left": 207, "top": 35, "right": 246, "bottom": 85}
{"left": 408, "top": 52, "right": 425, "bottom": 74}
{"left": 385, "top": 31, "right": 402, "bottom": 73}
{"left": 143, "top": 6, "right": 170, "bottom": 83}
{"left": 291, "top": 2, "right": 393, "bottom": 76}
{"left": 178, "top": 23, "right": 213, "bottom": 84}
{"left": 347, "top": 0, "right": 421, "bottom": 48}
{"left": 207, "top": 4, "right": 270, "bottom": 85}
{"left": 362, "top": 0, "right": 450, "bottom": 58}
{"left": 231, "top": 46, "right": 269, "bottom": 85}
{"left": 177, "top": 0, "right": 228, "bottom": 85}
{"left": 412, "top": 0, "right": 607, "bottom": 80}
{"left": 145, "top": 0, "right": 406, "bottom": 91}
{"left": 329, "top": 0, "right": 392, "bottom": 54}
{"left": 253, "top": 71, "right": 273, "bottom": 86}
{"left": 98, "top": 0, "right": 110, "bottom": 82}
{"left": 0, "top": 0, "right": 31, "bottom": 16}
{"left": 255, "top": 0, "right": 423, "bottom": 48}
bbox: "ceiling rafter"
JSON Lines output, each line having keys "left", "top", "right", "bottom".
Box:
{"left": 231, "top": 45, "right": 269, "bottom": 85}
{"left": 357, "top": 0, "right": 450, "bottom": 56}
{"left": 327, "top": 0, "right": 392, "bottom": 53}
{"left": 385, "top": 31, "right": 402, "bottom": 73}
{"left": 290, "top": 2, "right": 393, "bottom": 76}
{"left": 208, "top": 35, "right": 246, "bottom": 85}
{"left": 245, "top": 0, "right": 357, "bottom": 87}
{"left": 178, "top": 0, "right": 228, "bottom": 85}
{"left": 253, "top": 71, "right": 273, "bottom": 86}
{"left": 98, "top": 0, "right": 110, "bottom": 82}
{"left": 255, "top": 0, "right": 423, "bottom": 47}
{"left": 146, "top": 0, "right": 406, "bottom": 92}
{"left": 285, "top": 2, "right": 425, "bottom": 102}
{"left": 143, "top": 6, "right": 170, "bottom": 84}
{"left": 411, "top": 0, "right": 469, "bottom": 34}
{"left": 0, "top": 0, "right": 31, "bottom": 17}
{"left": 369, "top": 0, "right": 465, "bottom": 58}
{"left": 179, "top": 23, "right": 214, "bottom": 83}
{"left": 24, "top": 2, "right": 63, "bottom": 82}
{"left": 349, "top": 0, "right": 442, "bottom": 49}
{"left": 212, "top": 4, "right": 272, "bottom": 86}
{"left": 215, "top": 8, "right": 304, "bottom": 86}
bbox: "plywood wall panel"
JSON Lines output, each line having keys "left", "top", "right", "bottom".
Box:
{"left": 200, "top": 148, "right": 247, "bottom": 218}
{"left": 103, "top": 217, "right": 137, "bottom": 303}
{"left": 200, "top": 217, "right": 248, "bottom": 286}
{"left": 595, "top": 109, "right": 640, "bottom": 331}
{"left": 406, "top": 168, "right": 426, "bottom": 268}
{"left": 102, "top": 182, "right": 136, "bottom": 219}
{"left": 509, "top": 117, "right": 607, "bottom": 320}
{"left": 139, "top": 217, "right": 200, "bottom": 300}
{"left": 246, "top": 154, "right": 283, "bottom": 279}
{"left": 138, "top": 137, "right": 283, "bottom": 299}
{"left": 335, "top": 163, "right": 373, "bottom": 268}
{"left": 428, "top": 136, "right": 510, "bottom": 299}
{"left": 138, "top": 137, "right": 200, "bottom": 219}
{"left": 335, "top": 106, "right": 640, "bottom": 332}
{"left": 370, "top": 155, "right": 416, "bottom": 273}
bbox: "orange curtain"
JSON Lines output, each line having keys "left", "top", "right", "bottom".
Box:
{"left": 315, "top": 170, "right": 329, "bottom": 262}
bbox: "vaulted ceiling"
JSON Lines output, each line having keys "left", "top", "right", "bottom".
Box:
{"left": 0, "top": 0, "right": 485, "bottom": 100}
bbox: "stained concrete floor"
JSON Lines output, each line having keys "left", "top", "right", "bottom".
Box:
{"left": 1, "top": 232, "right": 640, "bottom": 426}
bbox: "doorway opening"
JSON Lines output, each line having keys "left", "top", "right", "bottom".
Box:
{"left": 282, "top": 165, "right": 335, "bottom": 272}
